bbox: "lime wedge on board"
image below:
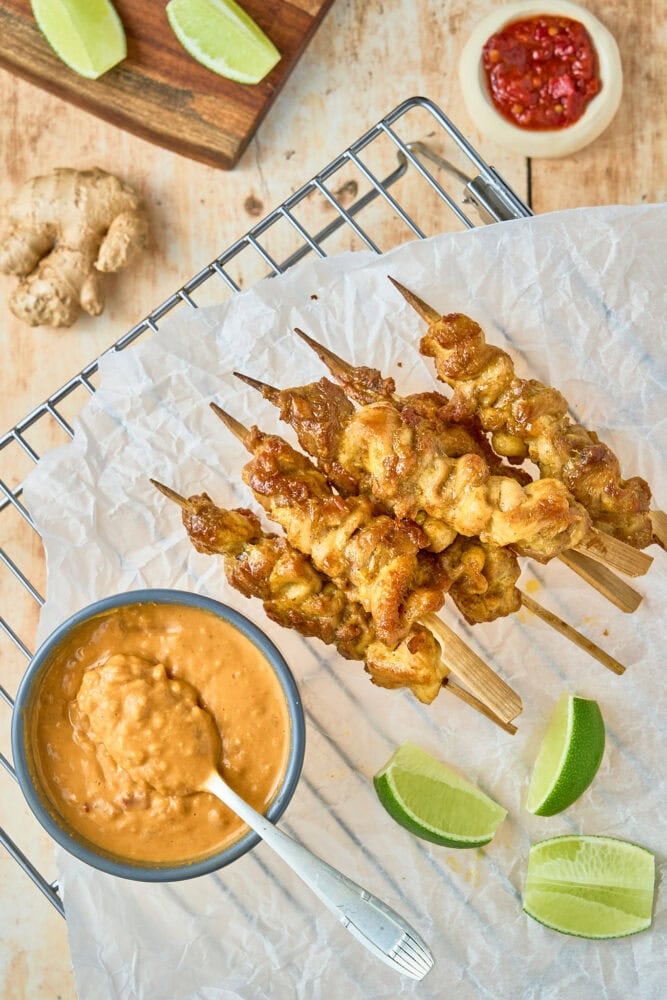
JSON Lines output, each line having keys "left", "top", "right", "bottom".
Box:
{"left": 166, "top": 0, "right": 281, "bottom": 85}
{"left": 524, "top": 835, "right": 655, "bottom": 938}
{"left": 31, "top": 0, "right": 126, "bottom": 80}
{"left": 373, "top": 742, "right": 507, "bottom": 848}
{"left": 526, "top": 694, "right": 605, "bottom": 817}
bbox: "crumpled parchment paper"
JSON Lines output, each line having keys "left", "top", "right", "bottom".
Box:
{"left": 23, "top": 205, "right": 666, "bottom": 1000}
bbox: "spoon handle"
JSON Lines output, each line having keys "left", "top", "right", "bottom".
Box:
{"left": 205, "top": 772, "right": 433, "bottom": 980}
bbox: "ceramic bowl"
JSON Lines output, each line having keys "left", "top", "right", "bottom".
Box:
{"left": 11, "top": 589, "right": 305, "bottom": 882}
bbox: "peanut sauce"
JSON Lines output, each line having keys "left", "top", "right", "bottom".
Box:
{"left": 30, "top": 603, "right": 291, "bottom": 865}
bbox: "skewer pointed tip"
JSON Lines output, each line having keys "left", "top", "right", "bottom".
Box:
{"left": 294, "top": 327, "right": 356, "bottom": 379}
{"left": 210, "top": 401, "right": 252, "bottom": 448}
{"left": 293, "top": 326, "right": 321, "bottom": 350}
{"left": 233, "top": 371, "right": 280, "bottom": 403}
{"left": 387, "top": 276, "right": 441, "bottom": 324}
{"left": 150, "top": 479, "right": 189, "bottom": 509}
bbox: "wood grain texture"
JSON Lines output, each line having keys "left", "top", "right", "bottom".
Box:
{"left": 0, "top": 0, "right": 335, "bottom": 168}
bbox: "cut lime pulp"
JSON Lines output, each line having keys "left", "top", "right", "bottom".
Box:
{"left": 524, "top": 835, "right": 655, "bottom": 938}
{"left": 166, "top": 0, "right": 281, "bottom": 85}
{"left": 373, "top": 741, "right": 507, "bottom": 848}
{"left": 526, "top": 693, "right": 605, "bottom": 817}
{"left": 31, "top": 0, "right": 126, "bottom": 80}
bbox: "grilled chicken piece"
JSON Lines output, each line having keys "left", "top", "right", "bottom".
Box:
{"left": 421, "top": 312, "right": 653, "bottom": 549}
{"left": 249, "top": 374, "right": 589, "bottom": 563}
{"left": 242, "top": 429, "right": 449, "bottom": 649}
{"left": 175, "top": 491, "right": 447, "bottom": 703}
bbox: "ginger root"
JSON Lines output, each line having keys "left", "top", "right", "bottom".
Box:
{"left": 0, "top": 167, "right": 149, "bottom": 328}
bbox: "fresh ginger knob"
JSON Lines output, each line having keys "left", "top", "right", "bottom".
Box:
{"left": 0, "top": 167, "right": 149, "bottom": 328}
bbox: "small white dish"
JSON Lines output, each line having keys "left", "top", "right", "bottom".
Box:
{"left": 459, "top": 0, "right": 623, "bottom": 158}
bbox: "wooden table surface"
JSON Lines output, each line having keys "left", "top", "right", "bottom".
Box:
{"left": 0, "top": 1, "right": 664, "bottom": 996}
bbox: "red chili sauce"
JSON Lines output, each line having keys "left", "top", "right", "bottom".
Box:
{"left": 482, "top": 15, "right": 601, "bottom": 130}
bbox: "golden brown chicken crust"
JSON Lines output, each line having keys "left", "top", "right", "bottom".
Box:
{"left": 242, "top": 430, "right": 448, "bottom": 649}
{"left": 439, "top": 537, "right": 522, "bottom": 625}
{"left": 182, "top": 498, "right": 263, "bottom": 556}
{"left": 270, "top": 378, "right": 359, "bottom": 497}
{"left": 252, "top": 376, "right": 563, "bottom": 623}
{"left": 314, "top": 359, "right": 397, "bottom": 406}
{"left": 400, "top": 392, "right": 532, "bottom": 483}
{"left": 421, "top": 313, "right": 653, "bottom": 548}
{"left": 179, "top": 492, "right": 447, "bottom": 702}
{"left": 366, "top": 626, "right": 445, "bottom": 703}
{"left": 337, "top": 401, "right": 590, "bottom": 561}
{"left": 260, "top": 376, "right": 585, "bottom": 560}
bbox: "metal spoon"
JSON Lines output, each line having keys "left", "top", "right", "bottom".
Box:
{"left": 203, "top": 769, "right": 434, "bottom": 980}
{"left": 76, "top": 657, "right": 433, "bottom": 979}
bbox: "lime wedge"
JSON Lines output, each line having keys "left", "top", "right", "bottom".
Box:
{"left": 373, "top": 742, "right": 507, "bottom": 848}
{"left": 166, "top": 0, "right": 281, "bottom": 85}
{"left": 31, "top": 0, "right": 126, "bottom": 80}
{"left": 524, "top": 836, "right": 655, "bottom": 938}
{"left": 526, "top": 694, "right": 605, "bottom": 817}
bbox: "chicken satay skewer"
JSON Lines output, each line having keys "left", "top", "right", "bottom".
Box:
{"left": 297, "top": 321, "right": 649, "bottom": 580}
{"left": 150, "top": 479, "right": 516, "bottom": 734}
{"left": 289, "top": 328, "right": 643, "bottom": 614}
{"left": 235, "top": 371, "right": 625, "bottom": 677}
{"left": 388, "top": 277, "right": 655, "bottom": 577}
{"left": 210, "top": 403, "right": 522, "bottom": 723}
{"left": 237, "top": 371, "right": 592, "bottom": 563}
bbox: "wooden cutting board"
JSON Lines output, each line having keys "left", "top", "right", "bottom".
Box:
{"left": 0, "top": 0, "right": 334, "bottom": 169}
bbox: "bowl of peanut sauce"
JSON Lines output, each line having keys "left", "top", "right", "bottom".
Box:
{"left": 11, "top": 590, "right": 305, "bottom": 881}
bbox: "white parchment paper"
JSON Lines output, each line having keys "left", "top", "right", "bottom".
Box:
{"left": 24, "top": 205, "right": 666, "bottom": 1000}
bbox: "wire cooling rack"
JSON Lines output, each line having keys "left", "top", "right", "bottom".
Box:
{"left": 0, "top": 96, "right": 531, "bottom": 917}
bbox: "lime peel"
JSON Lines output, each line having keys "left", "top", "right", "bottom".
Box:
{"left": 524, "top": 835, "right": 655, "bottom": 939}
{"left": 166, "top": 0, "right": 281, "bottom": 85}
{"left": 373, "top": 741, "right": 507, "bottom": 849}
{"left": 526, "top": 693, "right": 605, "bottom": 817}
{"left": 31, "top": 0, "right": 126, "bottom": 80}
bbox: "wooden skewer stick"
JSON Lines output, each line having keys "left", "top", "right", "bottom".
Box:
{"left": 444, "top": 679, "right": 517, "bottom": 735}
{"left": 150, "top": 478, "right": 189, "bottom": 508}
{"left": 211, "top": 401, "right": 523, "bottom": 724}
{"left": 557, "top": 550, "right": 642, "bottom": 613}
{"left": 210, "top": 401, "right": 253, "bottom": 447}
{"left": 574, "top": 530, "right": 652, "bottom": 579}
{"left": 150, "top": 478, "right": 516, "bottom": 733}
{"left": 650, "top": 509, "right": 667, "bottom": 550}
{"left": 234, "top": 371, "right": 282, "bottom": 402}
{"left": 293, "top": 327, "right": 370, "bottom": 383}
{"left": 387, "top": 276, "right": 441, "bottom": 323}
{"left": 388, "top": 276, "right": 655, "bottom": 581}
{"left": 423, "top": 614, "right": 521, "bottom": 722}
{"left": 519, "top": 592, "right": 625, "bottom": 675}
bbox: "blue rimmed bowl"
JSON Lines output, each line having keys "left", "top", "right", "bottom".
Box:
{"left": 11, "top": 589, "right": 305, "bottom": 882}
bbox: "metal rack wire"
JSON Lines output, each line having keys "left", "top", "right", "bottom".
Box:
{"left": 0, "top": 96, "right": 531, "bottom": 917}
